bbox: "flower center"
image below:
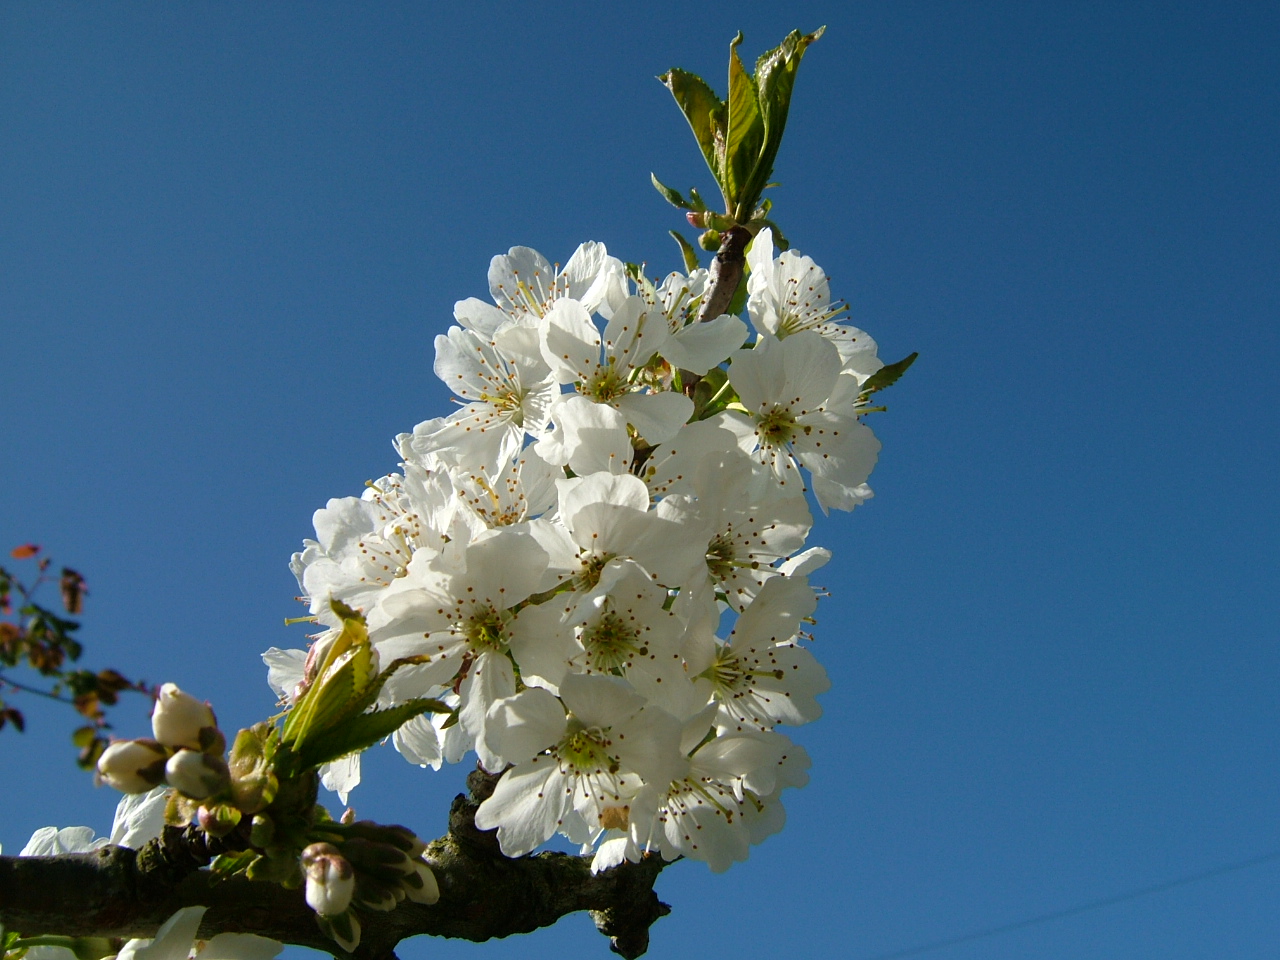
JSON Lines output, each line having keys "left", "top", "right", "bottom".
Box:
{"left": 463, "top": 604, "right": 508, "bottom": 653}
{"left": 705, "top": 533, "right": 737, "bottom": 580}
{"left": 702, "top": 645, "right": 784, "bottom": 695}
{"left": 756, "top": 406, "right": 799, "bottom": 446}
{"left": 556, "top": 727, "right": 619, "bottom": 775}
{"left": 581, "top": 610, "right": 645, "bottom": 672}
{"left": 581, "top": 361, "right": 629, "bottom": 403}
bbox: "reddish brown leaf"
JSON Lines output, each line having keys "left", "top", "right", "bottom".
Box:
{"left": 10, "top": 544, "right": 40, "bottom": 559}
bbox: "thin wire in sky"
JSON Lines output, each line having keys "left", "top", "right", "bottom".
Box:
{"left": 859, "top": 849, "right": 1280, "bottom": 960}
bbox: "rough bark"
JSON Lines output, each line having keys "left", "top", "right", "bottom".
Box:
{"left": 0, "top": 770, "right": 672, "bottom": 960}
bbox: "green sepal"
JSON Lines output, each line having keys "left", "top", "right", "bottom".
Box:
{"left": 669, "top": 230, "right": 701, "bottom": 273}
{"left": 293, "top": 698, "right": 449, "bottom": 771}
{"left": 209, "top": 849, "right": 260, "bottom": 878}
{"left": 860, "top": 352, "right": 919, "bottom": 396}
{"left": 692, "top": 365, "right": 733, "bottom": 420}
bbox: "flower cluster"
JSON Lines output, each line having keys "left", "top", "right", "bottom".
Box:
{"left": 274, "top": 231, "right": 886, "bottom": 872}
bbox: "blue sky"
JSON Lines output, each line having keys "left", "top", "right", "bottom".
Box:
{"left": 2, "top": 3, "right": 1277, "bottom": 959}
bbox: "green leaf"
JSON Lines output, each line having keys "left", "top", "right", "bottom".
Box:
{"left": 725, "top": 270, "right": 748, "bottom": 317}
{"left": 724, "top": 33, "right": 765, "bottom": 219}
{"left": 755, "top": 217, "right": 790, "bottom": 251}
{"left": 860, "top": 351, "right": 919, "bottom": 395}
{"left": 295, "top": 698, "right": 449, "bottom": 770}
{"left": 651, "top": 173, "right": 692, "bottom": 210}
{"left": 659, "top": 68, "right": 726, "bottom": 195}
{"left": 741, "top": 27, "right": 823, "bottom": 218}
{"left": 209, "top": 849, "right": 260, "bottom": 878}
{"left": 669, "top": 230, "right": 701, "bottom": 273}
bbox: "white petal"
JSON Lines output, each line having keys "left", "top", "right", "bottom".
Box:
{"left": 261, "top": 647, "right": 306, "bottom": 700}
{"left": 661, "top": 314, "right": 748, "bottom": 375}
{"left": 319, "top": 754, "right": 361, "bottom": 804}
{"left": 116, "top": 907, "right": 207, "bottom": 960}
{"left": 614, "top": 391, "right": 693, "bottom": 445}
{"left": 474, "top": 759, "right": 569, "bottom": 857}
{"left": 484, "top": 686, "right": 568, "bottom": 763}
{"left": 110, "top": 787, "right": 169, "bottom": 849}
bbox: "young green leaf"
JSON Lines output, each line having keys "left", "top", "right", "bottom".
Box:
{"left": 295, "top": 698, "right": 449, "bottom": 770}
{"left": 651, "top": 174, "right": 693, "bottom": 210}
{"left": 861, "top": 352, "right": 919, "bottom": 396}
{"left": 669, "top": 230, "right": 701, "bottom": 272}
{"left": 659, "top": 68, "right": 725, "bottom": 188}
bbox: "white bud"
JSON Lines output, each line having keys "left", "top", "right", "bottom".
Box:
{"left": 151, "top": 683, "right": 216, "bottom": 750}
{"left": 97, "top": 739, "right": 168, "bottom": 793}
{"left": 164, "top": 749, "right": 229, "bottom": 800}
{"left": 302, "top": 843, "right": 355, "bottom": 917}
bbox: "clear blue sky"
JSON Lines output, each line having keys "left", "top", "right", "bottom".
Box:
{"left": 2, "top": 3, "right": 1277, "bottom": 959}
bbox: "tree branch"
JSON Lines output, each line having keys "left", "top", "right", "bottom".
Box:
{"left": 0, "top": 770, "right": 672, "bottom": 960}
{"left": 696, "top": 225, "right": 752, "bottom": 324}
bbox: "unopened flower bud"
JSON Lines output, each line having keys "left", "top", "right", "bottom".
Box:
{"left": 302, "top": 842, "right": 355, "bottom": 917}
{"left": 151, "top": 683, "right": 217, "bottom": 750}
{"left": 197, "top": 803, "right": 242, "bottom": 838}
{"left": 97, "top": 739, "right": 168, "bottom": 793}
{"left": 165, "top": 749, "right": 229, "bottom": 800}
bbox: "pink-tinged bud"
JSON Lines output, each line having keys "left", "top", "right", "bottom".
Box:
{"left": 165, "top": 749, "right": 229, "bottom": 800}
{"left": 97, "top": 739, "right": 168, "bottom": 793}
{"left": 151, "top": 683, "right": 217, "bottom": 750}
{"left": 302, "top": 843, "right": 355, "bottom": 917}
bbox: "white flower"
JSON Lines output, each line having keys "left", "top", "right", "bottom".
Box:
{"left": 414, "top": 325, "right": 558, "bottom": 470}
{"left": 101, "top": 906, "right": 281, "bottom": 960}
{"left": 370, "top": 527, "right": 551, "bottom": 770}
{"left": 747, "top": 228, "right": 882, "bottom": 380}
{"left": 694, "top": 575, "right": 829, "bottom": 733}
{"left": 110, "top": 786, "right": 169, "bottom": 849}
{"left": 475, "top": 675, "right": 682, "bottom": 857}
{"left": 624, "top": 729, "right": 795, "bottom": 872}
{"left": 533, "top": 394, "right": 633, "bottom": 477}
{"left": 721, "top": 330, "right": 881, "bottom": 512}
{"left": 449, "top": 446, "right": 559, "bottom": 534}
{"left": 541, "top": 296, "right": 692, "bottom": 445}
{"left": 456, "top": 242, "right": 627, "bottom": 335}
{"left": 542, "top": 472, "right": 708, "bottom": 590}
{"left": 291, "top": 466, "right": 454, "bottom": 622}
{"left": 560, "top": 561, "right": 695, "bottom": 715}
